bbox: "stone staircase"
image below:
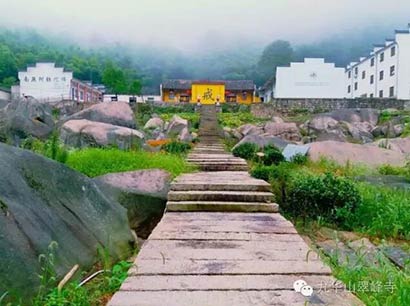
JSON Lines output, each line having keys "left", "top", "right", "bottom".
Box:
{"left": 108, "top": 105, "right": 363, "bottom": 306}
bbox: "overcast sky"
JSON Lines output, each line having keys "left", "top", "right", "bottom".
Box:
{"left": 0, "top": 0, "right": 409, "bottom": 51}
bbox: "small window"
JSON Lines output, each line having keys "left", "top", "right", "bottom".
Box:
{"left": 242, "top": 91, "right": 248, "bottom": 100}
{"left": 389, "top": 86, "right": 395, "bottom": 97}
{"left": 380, "top": 52, "right": 385, "bottom": 62}
{"left": 347, "top": 85, "right": 351, "bottom": 93}
{"left": 379, "top": 90, "right": 383, "bottom": 98}
{"left": 354, "top": 82, "right": 358, "bottom": 90}
{"left": 169, "top": 90, "right": 175, "bottom": 100}
{"left": 370, "top": 93, "right": 374, "bottom": 98}
{"left": 354, "top": 67, "right": 358, "bottom": 75}
{"left": 390, "top": 65, "right": 395, "bottom": 76}
{"left": 379, "top": 70, "right": 384, "bottom": 81}
{"left": 370, "top": 58, "right": 375, "bottom": 67}
{"left": 370, "top": 75, "right": 374, "bottom": 84}
{"left": 362, "top": 71, "right": 366, "bottom": 79}
{"left": 80, "top": 91, "right": 84, "bottom": 100}
{"left": 348, "top": 71, "right": 351, "bottom": 79}
{"left": 391, "top": 46, "right": 396, "bottom": 56}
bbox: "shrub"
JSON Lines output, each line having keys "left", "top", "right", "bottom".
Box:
{"left": 261, "top": 145, "right": 284, "bottom": 166}
{"left": 251, "top": 165, "right": 275, "bottom": 181}
{"left": 378, "top": 164, "right": 408, "bottom": 176}
{"left": 285, "top": 173, "right": 361, "bottom": 228}
{"left": 163, "top": 141, "right": 191, "bottom": 155}
{"left": 291, "top": 153, "right": 308, "bottom": 165}
{"left": 232, "top": 142, "right": 258, "bottom": 160}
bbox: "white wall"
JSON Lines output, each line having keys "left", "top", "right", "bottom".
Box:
{"left": 275, "top": 58, "right": 345, "bottom": 98}
{"left": 18, "top": 63, "right": 73, "bottom": 102}
{"left": 397, "top": 32, "right": 410, "bottom": 99}
{"left": 0, "top": 90, "right": 10, "bottom": 100}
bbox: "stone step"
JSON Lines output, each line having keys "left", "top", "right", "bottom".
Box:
{"left": 188, "top": 160, "right": 247, "bottom": 165}
{"left": 196, "top": 164, "right": 249, "bottom": 171}
{"left": 167, "top": 201, "right": 279, "bottom": 212}
{"left": 171, "top": 181, "right": 271, "bottom": 192}
{"left": 168, "top": 190, "right": 274, "bottom": 202}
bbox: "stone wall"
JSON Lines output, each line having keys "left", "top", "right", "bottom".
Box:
{"left": 251, "top": 98, "right": 410, "bottom": 118}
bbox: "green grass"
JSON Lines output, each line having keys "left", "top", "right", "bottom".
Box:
{"left": 218, "top": 112, "right": 268, "bottom": 128}
{"left": 66, "top": 148, "right": 195, "bottom": 178}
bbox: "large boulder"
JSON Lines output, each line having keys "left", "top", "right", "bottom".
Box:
{"left": 0, "top": 97, "right": 54, "bottom": 142}
{"left": 308, "top": 141, "right": 405, "bottom": 167}
{"left": 370, "top": 138, "right": 410, "bottom": 155}
{"left": 166, "top": 115, "right": 188, "bottom": 137}
{"left": 237, "top": 124, "right": 264, "bottom": 137}
{"left": 62, "top": 102, "right": 136, "bottom": 128}
{"left": 94, "top": 169, "right": 172, "bottom": 238}
{"left": 232, "top": 134, "right": 290, "bottom": 151}
{"left": 263, "top": 122, "right": 301, "bottom": 141}
{"left": 60, "top": 119, "right": 144, "bottom": 150}
{"left": 324, "top": 108, "right": 379, "bottom": 126}
{"left": 178, "top": 126, "right": 193, "bottom": 142}
{"left": 144, "top": 117, "right": 164, "bottom": 130}
{"left": 0, "top": 143, "right": 133, "bottom": 301}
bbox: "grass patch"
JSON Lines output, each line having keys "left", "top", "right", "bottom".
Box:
{"left": 218, "top": 112, "right": 267, "bottom": 128}
{"left": 66, "top": 148, "right": 195, "bottom": 178}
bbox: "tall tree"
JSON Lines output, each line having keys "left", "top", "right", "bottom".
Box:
{"left": 0, "top": 44, "right": 17, "bottom": 81}
{"left": 256, "top": 40, "right": 293, "bottom": 85}
{"left": 102, "top": 62, "right": 128, "bottom": 95}
{"left": 129, "top": 80, "right": 142, "bottom": 97}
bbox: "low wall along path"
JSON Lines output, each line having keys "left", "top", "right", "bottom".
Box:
{"left": 108, "top": 106, "right": 363, "bottom": 306}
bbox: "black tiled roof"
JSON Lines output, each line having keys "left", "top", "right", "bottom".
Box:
{"left": 162, "top": 79, "right": 255, "bottom": 91}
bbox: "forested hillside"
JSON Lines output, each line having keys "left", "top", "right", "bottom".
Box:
{"left": 0, "top": 25, "right": 396, "bottom": 94}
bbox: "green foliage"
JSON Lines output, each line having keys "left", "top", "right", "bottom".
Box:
{"left": 128, "top": 80, "right": 142, "bottom": 96}
{"left": 163, "top": 141, "right": 191, "bottom": 155}
{"left": 232, "top": 142, "right": 258, "bottom": 160}
{"left": 66, "top": 148, "right": 194, "bottom": 177}
{"left": 218, "top": 112, "right": 266, "bottom": 128}
{"left": 160, "top": 113, "right": 200, "bottom": 130}
{"left": 354, "top": 184, "right": 410, "bottom": 239}
{"left": 251, "top": 165, "right": 275, "bottom": 182}
{"left": 285, "top": 173, "right": 361, "bottom": 228}
{"left": 378, "top": 164, "right": 409, "bottom": 177}
{"left": 260, "top": 145, "right": 284, "bottom": 166}
{"left": 21, "top": 133, "right": 69, "bottom": 164}
{"left": 102, "top": 62, "right": 128, "bottom": 94}
{"left": 290, "top": 153, "right": 308, "bottom": 165}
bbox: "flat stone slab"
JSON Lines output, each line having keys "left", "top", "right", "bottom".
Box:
{"left": 168, "top": 190, "right": 274, "bottom": 202}
{"left": 166, "top": 201, "right": 279, "bottom": 212}
{"left": 171, "top": 182, "right": 271, "bottom": 192}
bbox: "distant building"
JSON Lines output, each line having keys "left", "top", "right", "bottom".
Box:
{"left": 346, "top": 24, "right": 410, "bottom": 99}
{"left": 18, "top": 62, "right": 73, "bottom": 102}
{"left": 15, "top": 62, "right": 103, "bottom": 103}
{"left": 275, "top": 58, "right": 346, "bottom": 99}
{"left": 160, "top": 79, "right": 259, "bottom": 104}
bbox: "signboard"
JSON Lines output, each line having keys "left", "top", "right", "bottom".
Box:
{"left": 191, "top": 83, "right": 225, "bottom": 104}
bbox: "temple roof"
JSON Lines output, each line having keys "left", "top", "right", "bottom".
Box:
{"left": 162, "top": 79, "right": 255, "bottom": 91}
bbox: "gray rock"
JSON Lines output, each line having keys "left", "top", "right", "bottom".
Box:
{"left": 62, "top": 102, "right": 136, "bottom": 128}
{"left": 178, "top": 127, "right": 193, "bottom": 142}
{"left": 237, "top": 124, "right": 264, "bottom": 136}
{"left": 0, "top": 97, "right": 54, "bottom": 142}
{"left": 271, "top": 116, "right": 285, "bottom": 123}
{"left": 144, "top": 117, "right": 164, "bottom": 130}
{"left": 60, "top": 119, "right": 144, "bottom": 150}
{"left": 232, "top": 134, "right": 290, "bottom": 151}
{"left": 263, "top": 122, "right": 301, "bottom": 141}
{"left": 166, "top": 115, "right": 188, "bottom": 137}
{"left": 324, "top": 108, "right": 380, "bottom": 126}
{"left": 0, "top": 143, "right": 133, "bottom": 301}
{"left": 94, "top": 169, "right": 172, "bottom": 238}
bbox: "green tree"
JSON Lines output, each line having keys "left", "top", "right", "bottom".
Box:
{"left": 129, "top": 79, "right": 142, "bottom": 97}
{"left": 256, "top": 40, "right": 293, "bottom": 85}
{"left": 102, "top": 62, "right": 128, "bottom": 95}
{"left": 1, "top": 76, "right": 17, "bottom": 87}
{"left": 0, "top": 44, "right": 17, "bottom": 81}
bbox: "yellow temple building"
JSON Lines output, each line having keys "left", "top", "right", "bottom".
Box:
{"left": 160, "top": 79, "right": 260, "bottom": 104}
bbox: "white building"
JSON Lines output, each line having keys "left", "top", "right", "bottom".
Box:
{"left": 274, "top": 58, "right": 346, "bottom": 98}
{"left": 0, "top": 87, "right": 11, "bottom": 101}
{"left": 18, "top": 62, "right": 73, "bottom": 102}
{"left": 346, "top": 24, "right": 410, "bottom": 99}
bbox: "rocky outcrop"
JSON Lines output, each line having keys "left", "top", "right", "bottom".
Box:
{"left": 237, "top": 124, "right": 264, "bottom": 137}
{"left": 263, "top": 122, "right": 301, "bottom": 141}
{"left": 0, "top": 97, "right": 54, "bottom": 142}
{"left": 308, "top": 140, "right": 405, "bottom": 167}
{"left": 370, "top": 138, "right": 410, "bottom": 155}
{"left": 144, "top": 117, "right": 164, "bottom": 130}
{"left": 95, "top": 169, "right": 172, "bottom": 238}
{"left": 0, "top": 143, "right": 133, "bottom": 301}
{"left": 60, "top": 119, "right": 144, "bottom": 150}
{"left": 62, "top": 102, "right": 136, "bottom": 128}
{"left": 166, "top": 115, "right": 188, "bottom": 137}
{"left": 232, "top": 134, "right": 290, "bottom": 151}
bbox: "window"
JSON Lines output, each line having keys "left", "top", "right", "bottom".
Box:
{"left": 354, "top": 82, "right": 358, "bottom": 90}
{"left": 390, "top": 65, "right": 395, "bottom": 76}
{"left": 370, "top": 75, "right": 374, "bottom": 84}
{"left": 242, "top": 91, "right": 248, "bottom": 101}
{"left": 370, "top": 58, "right": 375, "bottom": 67}
{"left": 347, "top": 85, "right": 351, "bottom": 93}
{"left": 169, "top": 90, "right": 175, "bottom": 100}
{"left": 71, "top": 87, "right": 75, "bottom": 99}
{"left": 391, "top": 46, "right": 396, "bottom": 56}
{"left": 370, "top": 93, "right": 374, "bottom": 98}
{"left": 354, "top": 67, "right": 358, "bottom": 75}
{"left": 348, "top": 71, "right": 351, "bottom": 78}
{"left": 379, "top": 90, "right": 383, "bottom": 98}
{"left": 380, "top": 52, "right": 384, "bottom": 62}
{"left": 389, "top": 86, "right": 395, "bottom": 97}
{"left": 379, "top": 70, "right": 384, "bottom": 81}
{"left": 362, "top": 71, "right": 366, "bottom": 79}
{"left": 80, "top": 91, "right": 84, "bottom": 100}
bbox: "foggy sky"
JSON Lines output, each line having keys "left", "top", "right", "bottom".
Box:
{"left": 1, "top": 0, "right": 409, "bottom": 51}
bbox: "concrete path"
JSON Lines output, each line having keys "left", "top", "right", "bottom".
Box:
{"left": 108, "top": 106, "right": 363, "bottom": 306}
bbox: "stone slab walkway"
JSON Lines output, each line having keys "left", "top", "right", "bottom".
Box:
{"left": 108, "top": 106, "right": 363, "bottom": 306}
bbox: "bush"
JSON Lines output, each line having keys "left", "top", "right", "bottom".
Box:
{"left": 378, "top": 164, "right": 408, "bottom": 176}
{"left": 251, "top": 165, "right": 275, "bottom": 181}
{"left": 261, "top": 145, "right": 284, "bottom": 166}
{"left": 285, "top": 173, "right": 361, "bottom": 228}
{"left": 232, "top": 142, "right": 258, "bottom": 160}
{"left": 21, "top": 132, "right": 69, "bottom": 164}
{"left": 291, "top": 153, "right": 308, "bottom": 165}
{"left": 163, "top": 141, "right": 191, "bottom": 155}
